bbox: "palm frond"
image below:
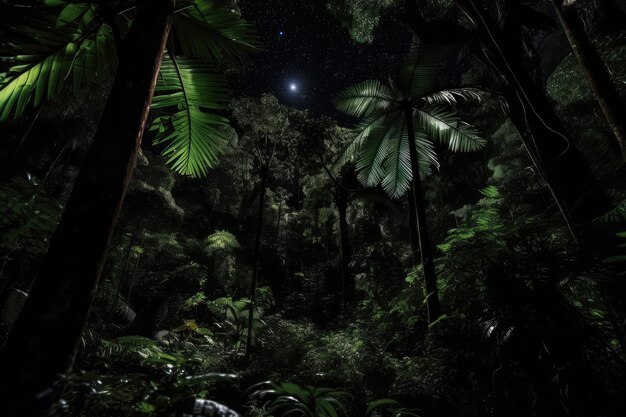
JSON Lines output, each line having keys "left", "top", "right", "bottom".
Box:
{"left": 150, "top": 54, "right": 231, "bottom": 178}
{"left": 416, "top": 105, "right": 486, "bottom": 152}
{"left": 420, "top": 87, "right": 487, "bottom": 106}
{"left": 356, "top": 112, "right": 400, "bottom": 187}
{"left": 334, "top": 79, "right": 396, "bottom": 118}
{"left": 399, "top": 44, "right": 450, "bottom": 98}
{"left": 414, "top": 130, "right": 439, "bottom": 173}
{"left": 173, "top": 0, "right": 261, "bottom": 61}
{"left": 381, "top": 118, "right": 411, "bottom": 197}
{"left": 0, "top": 6, "right": 114, "bottom": 122}
{"left": 331, "top": 109, "right": 395, "bottom": 171}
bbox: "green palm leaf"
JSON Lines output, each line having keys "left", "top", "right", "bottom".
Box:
{"left": 420, "top": 87, "right": 487, "bottom": 106}
{"left": 0, "top": 5, "right": 114, "bottom": 122}
{"left": 334, "top": 79, "right": 395, "bottom": 118}
{"left": 331, "top": 109, "right": 394, "bottom": 171}
{"left": 150, "top": 54, "right": 231, "bottom": 177}
{"left": 416, "top": 105, "right": 486, "bottom": 152}
{"left": 380, "top": 117, "right": 411, "bottom": 197}
{"left": 356, "top": 111, "right": 402, "bottom": 186}
{"left": 173, "top": 0, "right": 261, "bottom": 61}
{"left": 381, "top": 126, "right": 438, "bottom": 198}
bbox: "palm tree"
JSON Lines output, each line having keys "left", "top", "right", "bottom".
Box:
{"left": 334, "top": 46, "right": 486, "bottom": 325}
{"left": 0, "top": 0, "right": 258, "bottom": 413}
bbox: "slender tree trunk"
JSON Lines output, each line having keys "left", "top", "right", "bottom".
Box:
{"left": 245, "top": 164, "right": 269, "bottom": 360}
{"left": 407, "top": 192, "right": 420, "bottom": 265}
{"left": 0, "top": 1, "right": 174, "bottom": 413}
{"left": 335, "top": 189, "right": 354, "bottom": 307}
{"left": 276, "top": 199, "right": 283, "bottom": 238}
{"left": 405, "top": 106, "right": 442, "bottom": 325}
{"left": 551, "top": 0, "right": 626, "bottom": 158}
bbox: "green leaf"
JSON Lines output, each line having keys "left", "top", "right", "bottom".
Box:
{"left": 150, "top": 54, "right": 231, "bottom": 177}
{"left": 416, "top": 105, "right": 486, "bottom": 152}
{"left": 172, "top": 0, "right": 261, "bottom": 61}
{"left": 0, "top": 6, "right": 114, "bottom": 121}
{"left": 334, "top": 79, "right": 395, "bottom": 118}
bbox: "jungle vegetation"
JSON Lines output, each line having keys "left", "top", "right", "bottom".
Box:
{"left": 0, "top": 0, "right": 625, "bottom": 416}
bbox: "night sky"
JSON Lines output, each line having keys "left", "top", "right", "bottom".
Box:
{"left": 237, "top": 0, "right": 412, "bottom": 116}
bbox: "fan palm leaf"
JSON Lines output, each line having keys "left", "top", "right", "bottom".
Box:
{"left": 150, "top": 54, "right": 231, "bottom": 177}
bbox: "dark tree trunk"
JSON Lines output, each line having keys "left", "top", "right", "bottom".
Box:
{"left": 0, "top": 0, "right": 174, "bottom": 413}
{"left": 245, "top": 164, "right": 269, "bottom": 360}
{"left": 454, "top": 0, "right": 626, "bottom": 325}
{"left": 335, "top": 189, "right": 354, "bottom": 307}
{"left": 405, "top": 106, "right": 442, "bottom": 325}
{"left": 551, "top": 0, "right": 626, "bottom": 159}
{"left": 454, "top": 0, "right": 613, "bottom": 226}
{"left": 407, "top": 191, "right": 420, "bottom": 265}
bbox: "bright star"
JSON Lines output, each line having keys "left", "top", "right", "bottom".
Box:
{"left": 289, "top": 83, "right": 298, "bottom": 92}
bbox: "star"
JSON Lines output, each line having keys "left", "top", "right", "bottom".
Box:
{"left": 289, "top": 82, "right": 298, "bottom": 92}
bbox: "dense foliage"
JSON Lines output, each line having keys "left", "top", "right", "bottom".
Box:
{"left": 1, "top": 1, "right": 626, "bottom": 417}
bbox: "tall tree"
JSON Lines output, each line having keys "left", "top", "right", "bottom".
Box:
{"left": 329, "top": 0, "right": 614, "bottom": 235}
{"left": 231, "top": 94, "right": 293, "bottom": 359}
{"left": 0, "top": 0, "right": 258, "bottom": 412}
{"left": 334, "top": 46, "right": 487, "bottom": 324}
{"left": 550, "top": 0, "right": 626, "bottom": 158}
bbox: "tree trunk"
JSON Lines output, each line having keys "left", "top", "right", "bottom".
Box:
{"left": 452, "top": 0, "right": 626, "bottom": 389}
{"left": 551, "top": 0, "right": 626, "bottom": 159}
{"left": 245, "top": 164, "right": 269, "bottom": 360}
{"left": 452, "top": 0, "right": 613, "bottom": 226}
{"left": 0, "top": 0, "right": 174, "bottom": 413}
{"left": 405, "top": 106, "right": 442, "bottom": 325}
{"left": 335, "top": 189, "right": 354, "bottom": 307}
{"left": 407, "top": 191, "right": 420, "bottom": 265}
